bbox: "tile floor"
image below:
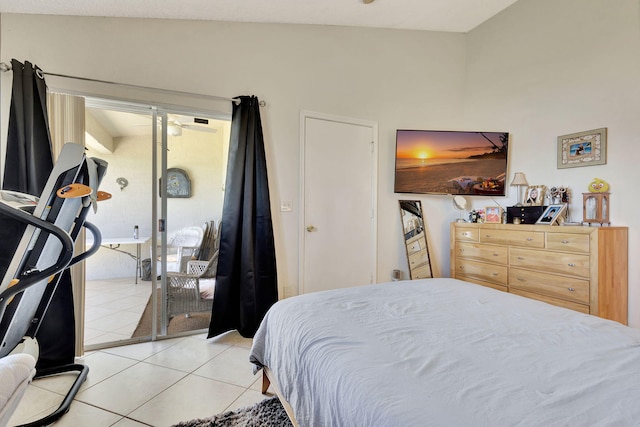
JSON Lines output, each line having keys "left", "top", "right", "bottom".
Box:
{"left": 9, "top": 330, "right": 271, "bottom": 427}
{"left": 84, "top": 277, "right": 153, "bottom": 347}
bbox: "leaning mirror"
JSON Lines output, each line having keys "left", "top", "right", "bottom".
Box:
{"left": 399, "top": 200, "right": 433, "bottom": 280}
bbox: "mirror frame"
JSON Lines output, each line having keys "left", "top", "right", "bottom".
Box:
{"left": 399, "top": 200, "right": 433, "bottom": 280}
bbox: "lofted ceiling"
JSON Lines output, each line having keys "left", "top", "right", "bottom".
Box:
{"left": 0, "top": 0, "right": 519, "bottom": 33}
{"left": 2, "top": 0, "right": 520, "bottom": 143}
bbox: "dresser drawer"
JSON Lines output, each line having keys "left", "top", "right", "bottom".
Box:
{"left": 510, "top": 288, "right": 590, "bottom": 314}
{"left": 480, "top": 229, "right": 544, "bottom": 248}
{"left": 510, "top": 247, "right": 590, "bottom": 278}
{"left": 409, "top": 249, "right": 430, "bottom": 268}
{"left": 456, "top": 242, "right": 508, "bottom": 265}
{"left": 406, "top": 236, "right": 426, "bottom": 254}
{"left": 412, "top": 264, "right": 432, "bottom": 279}
{"left": 546, "top": 233, "right": 590, "bottom": 254}
{"left": 454, "top": 228, "right": 479, "bottom": 242}
{"left": 509, "top": 267, "right": 590, "bottom": 304}
{"left": 454, "top": 259, "right": 508, "bottom": 285}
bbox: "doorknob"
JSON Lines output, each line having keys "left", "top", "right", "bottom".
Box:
{"left": 306, "top": 225, "right": 317, "bottom": 232}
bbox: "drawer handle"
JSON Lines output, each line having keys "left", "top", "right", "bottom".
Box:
{"left": 460, "top": 249, "right": 464, "bottom": 253}
{"left": 485, "top": 234, "right": 491, "bottom": 238}
{"left": 459, "top": 266, "right": 465, "bottom": 270}
{"left": 567, "top": 263, "right": 575, "bottom": 267}
{"left": 526, "top": 238, "right": 533, "bottom": 241}
{"left": 562, "top": 240, "right": 570, "bottom": 244}
{"left": 517, "top": 256, "right": 525, "bottom": 260}
{"left": 463, "top": 232, "right": 470, "bottom": 237}
{"left": 568, "top": 287, "right": 576, "bottom": 292}
{"left": 493, "top": 253, "right": 499, "bottom": 257}
{"left": 492, "top": 272, "right": 498, "bottom": 276}
{"left": 517, "top": 277, "right": 525, "bottom": 282}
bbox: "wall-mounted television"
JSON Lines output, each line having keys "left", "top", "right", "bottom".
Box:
{"left": 394, "top": 129, "right": 510, "bottom": 196}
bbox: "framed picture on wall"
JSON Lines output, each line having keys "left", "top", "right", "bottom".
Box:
{"left": 160, "top": 168, "right": 191, "bottom": 198}
{"left": 557, "top": 128, "right": 607, "bottom": 169}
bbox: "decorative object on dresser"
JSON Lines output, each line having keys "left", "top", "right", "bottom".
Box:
{"left": 587, "top": 177, "right": 610, "bottom": 193}
{"left": 557, "top": 127, "right": 607, "bottom": 169}
{"left": 399, "top": 200, "right": 433, "bottom": 279}
{"left": 506, "top": 205, "right": 546, "bottom": 224}
{"left": 450, "top": 222, "right": 628, "bottom": 324}
{"left": 484, "top": 206, "right": 503, "bottom": 224}
{"left": 452, "top": 195, "right": 468, "bottom": 222}
{"left": 583, "top": 192, "right": 610, "bottom": 225}
{"left": 524, "top": 185, "right": 546, "bottom": 206}
{"left": 509, "top": 172, "right": 528, "bottom": 206}
{"left": 583, "top": 177, "right": 611, "bottom": 225}
{"left": 535, "top": 204, "right": 566, "bottom": 225}
{"left": 547, "top": 186, "right": 569, "bottom": 204}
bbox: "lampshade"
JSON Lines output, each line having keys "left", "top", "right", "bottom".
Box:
{"left": 510, "top": 172, "right": 528, "bottom": 186}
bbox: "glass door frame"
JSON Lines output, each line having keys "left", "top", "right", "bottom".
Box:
{"left": 81, "top": 95, "right": 229, "bottom": 350}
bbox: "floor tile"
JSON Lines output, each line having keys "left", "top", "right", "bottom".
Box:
{"left": 9, "top": 384, "right": 62, "bottom": 426}
{"left": 75, "top": 362, "right": 186, "bottom": 415}
{"left": 143, "top": 336, "right": 229, "bottom": 372}
{"left": 112, "top": 418, "right": 154, "bottom": 427}
{"left": 101, "top": 337, "right": 184, "bottom": 360}
{"left": 44, "top": 400, "right": 122, "bottom": 427}
{"left": 227, "top": 388, "right": 273, "bottom": 412}
{"left": 128, "top": 374, "right": 246, "bottom": 427}
{"left": 193, "top": 346, "right": 257, "bottom": 387}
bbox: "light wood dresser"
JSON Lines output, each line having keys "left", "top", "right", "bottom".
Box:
{"left": 450, "top": 222, "right": 628, "bottom": 324}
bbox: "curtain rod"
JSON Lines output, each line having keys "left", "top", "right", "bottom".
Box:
{"left": 0, "top": 61, "right": 266, "bottom": 107}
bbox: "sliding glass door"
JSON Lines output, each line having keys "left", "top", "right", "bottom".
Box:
{"left": 81, "top": 98, "right": 229, "bottom": 350}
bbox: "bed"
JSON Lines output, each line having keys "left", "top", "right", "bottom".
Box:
{"left": 249, "top": 278, "right": 640, "bottom": 426}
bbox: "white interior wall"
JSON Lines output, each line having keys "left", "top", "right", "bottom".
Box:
{"left": 1, "top": 0, "right": 638, "bottom": 324}
{"left": 0, "top": 13, "right": 467, "bottom": 295}
{"left": 465, "top": 0, "right": 640, "bottom": 324}
{"left": 83, "top": 129, "right": 225, "bottom": 279}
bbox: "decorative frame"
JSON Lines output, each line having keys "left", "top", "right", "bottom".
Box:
{"left": 163, "top": 168, "right": 191, "bottom": 198}
{"left": 557, "top": 128, "right": 607, "bottom": 169}
{"left": 398, "top": 200, "right": 433, "bottom": 280}
{"left": 535, "top": 204, "right": 567, "bottom": 225}
{"left": 524, "top": 185, "right": 546, "bottom": 206}
{"left": 484, "top": 206, "right": 503, "bottom": 224}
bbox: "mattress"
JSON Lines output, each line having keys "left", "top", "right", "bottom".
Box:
{"left": 250, "top": 278, "right": 640, "bottom": 426}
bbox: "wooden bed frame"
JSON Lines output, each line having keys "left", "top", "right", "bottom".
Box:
{"left": 261, "top": 366, "right": 299, "bottom": 427}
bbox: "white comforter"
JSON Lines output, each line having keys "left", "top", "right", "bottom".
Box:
{"left": 249, "top": 278, "right": 640, "bottom": 427}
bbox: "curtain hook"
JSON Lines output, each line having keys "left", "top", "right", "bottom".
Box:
{"left": 35, "top": 68, "right": 45, "bottom": 80}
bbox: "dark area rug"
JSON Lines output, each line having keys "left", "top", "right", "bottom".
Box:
{"left": 171, "top": 396, "right": 293, "bottom": 427}
{"left": 131, "top": 294, "right": 212, "bottom": 337}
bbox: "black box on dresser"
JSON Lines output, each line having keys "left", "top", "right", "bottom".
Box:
{"left": 506, "top": 206, "right": 546, "bottom": 224}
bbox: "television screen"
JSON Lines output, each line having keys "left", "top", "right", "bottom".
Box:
{"left": 394, "top": 129, "right": 510, "bottom": 196}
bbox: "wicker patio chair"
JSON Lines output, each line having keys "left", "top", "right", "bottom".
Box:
{"left": 166, "top": 251, "right": 218, "bottom": 318}
{"left": 153, "top": 225, "right": 204, "bottom": 273}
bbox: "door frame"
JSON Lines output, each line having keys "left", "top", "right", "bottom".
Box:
{"left": 298, "top": 110, "right": 378, "bottom": 295}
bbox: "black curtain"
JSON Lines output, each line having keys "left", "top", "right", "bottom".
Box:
{"left": 2, "top": 59, "right": 53, "bottom": 196}
{"left": 1, "top": 59, "right": 75, "bottom": 368}
{"left": 208, "top": 96, "right": 278, "bottom": 338}
{"left": 0, "top": 59, "right": 52, "bottom": 278}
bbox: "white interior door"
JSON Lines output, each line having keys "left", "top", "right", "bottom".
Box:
{"left": 301, "top": 112, "right": 377, "bottom": 294}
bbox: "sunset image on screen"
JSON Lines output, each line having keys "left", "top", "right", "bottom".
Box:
{"left": 394, "top": 130, "right": 509, "bottom": 195}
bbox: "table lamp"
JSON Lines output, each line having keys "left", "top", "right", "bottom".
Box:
{"left": 510, "top": 172, "right": 528, "bottom": 207}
